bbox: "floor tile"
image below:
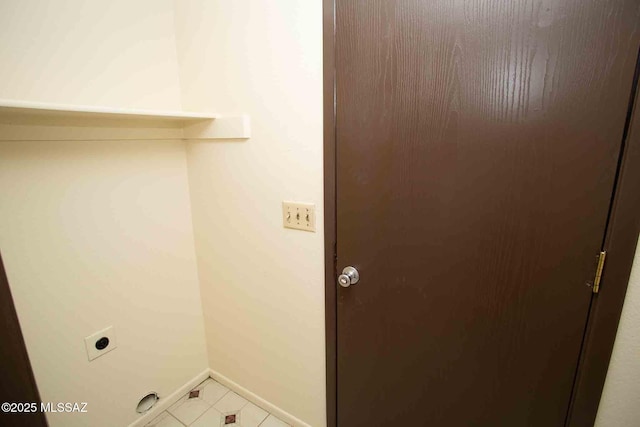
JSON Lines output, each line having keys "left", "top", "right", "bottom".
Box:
{"left": 220, "top": 410, "right": 241, "bottom": 427}
{"left": 213, "top": 391, "right": 248, "bottom": 413}
{"left": 190, "top": 406, "right": 223, "bottom": 427}
{"left": 197, "top": 378, "right": 215, "bottom": 387}
{"left": 240, "top": 402, "right": 268, "bottom": 427}
{"left": 167, "top": 394, "right": 211, "bottom": 426}
{"left": 201, "top": 380, "right": 230, "bottom": 405}
{"left": 145, "top": 411, "right": 185, "bottom": 427}
{"left": 159, "top": 377, "right": 284, "bottom": 427}
{"left": 259, "top": 414, "right": 290, "bottom": 427}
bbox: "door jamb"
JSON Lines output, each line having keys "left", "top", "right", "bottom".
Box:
{"left": 322, "top": 3, "right": 640, "bottom": 425}
{"left": 323, "top": 0, "right": 337, "bottom": 426}
{"left": 565, "top": 49, "right": 640, "bottom": 427}
{"left": 0, "top": 252, "right": 47, "bottom": 426}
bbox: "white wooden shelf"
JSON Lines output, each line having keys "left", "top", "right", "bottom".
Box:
{"left": 0, "top": 99, "right": 251, "bottom": 140}
{"left": 0, "top": 99, "right": 219, "bottom": 121}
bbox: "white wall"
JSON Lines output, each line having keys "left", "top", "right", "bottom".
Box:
{"left": 0, "top": 139, "right": 208, "bottom": 427}
{"left": 174, "top": 1, "right": 326, "bottom": 426}
{"left": 595, "top": 238, "right": 640, "bottom": 427}
{"left": 0, "top": 0, "right": 183, "bottom": 110}
{"left": 0, "top": 1, "right": 208, "bottom": 427}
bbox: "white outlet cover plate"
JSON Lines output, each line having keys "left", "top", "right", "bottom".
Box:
{"left": 84, "top": 326, "right": 117, "bottom": 361}
{"left": 282, "top": 201, "right": 316, "bottom": 232}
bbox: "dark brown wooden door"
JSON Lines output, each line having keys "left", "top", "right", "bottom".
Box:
{"left": 0, "top": 253, "right": 47, "bottom": 427}
{"left": 335, "top": 1, "right": 640, "bottom": 426}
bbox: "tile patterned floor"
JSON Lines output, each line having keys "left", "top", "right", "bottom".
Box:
{"left": 145, "top": 379, "right": 291, "bottom": 427}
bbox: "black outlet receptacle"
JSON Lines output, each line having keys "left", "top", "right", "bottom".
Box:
{"left": 95, "top": 337, "right": 110, "bottom": 350}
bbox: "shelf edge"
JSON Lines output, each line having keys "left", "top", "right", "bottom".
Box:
{"left": 183, "top": 115, "right": 251, "bottom": 139}
{"left": 0, "top": 99, "right": 219, "bottom": 120}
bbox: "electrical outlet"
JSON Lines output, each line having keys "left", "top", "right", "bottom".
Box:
{"left": 282, "top": 202, "right": 316, "bottom": 232}
{"left": 84, "top": 326, "right": 117, "bottom": 361}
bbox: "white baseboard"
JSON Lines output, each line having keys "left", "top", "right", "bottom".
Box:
{"left": 208, "top": 369, "right": 311, "bottom": 427}
{"left": 128, "top": 368, "right": 211, "bottom": 427}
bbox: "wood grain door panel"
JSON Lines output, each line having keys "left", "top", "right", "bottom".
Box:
{"left": 335, "top": 1, "right": 640, "bottom": 426}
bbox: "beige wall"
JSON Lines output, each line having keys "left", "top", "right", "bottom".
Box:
{"left": 174, "top": 1, "right": 326, "bottom": 426}
{"left": 0, "top": 0, "right": 183, "bottom": 110}
{"left": 595, "top": 238, "right": 640, "bottom": 427}
{"left": 0, "top": 139, "right": 208, "bottom": 427}
{"left": 0, "top": 1, "right": 208, "bottom": 427}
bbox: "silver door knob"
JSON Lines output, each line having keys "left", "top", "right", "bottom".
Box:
{"left": 338, "top": 266, "right": 359, "bottom": 288}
